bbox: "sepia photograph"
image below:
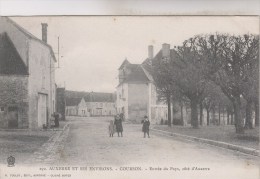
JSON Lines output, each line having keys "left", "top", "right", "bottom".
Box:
{"left": 0, "top": 15, "right": 259, "bottom": 179}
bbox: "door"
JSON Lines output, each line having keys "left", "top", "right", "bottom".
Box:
{"left": 8, "top": 106, "right": 18, "bottom": 128}
{"left": 38, "top": 94, "right": 48, "bottom": 128}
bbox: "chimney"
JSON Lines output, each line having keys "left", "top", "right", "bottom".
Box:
{"left": 148, "top": 45, "right": 153, "bottom": 59}
{"left": 162, "top": 43, "right": 170, "bottom": 58}
{"left": 41, "top": 23, "right": 48, "bottom": 43}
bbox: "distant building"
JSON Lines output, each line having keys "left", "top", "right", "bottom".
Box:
{"left": 65, "top": 97, "right": 89, "bottom": 117}
{"left": 0, "top": 17, "right": 56, "bottom": 129}
{"left": 64, "top": 90, "right": 116, "bottom": 117}
{"left": 116, "top": 45, "right": 168, "bottom": 124}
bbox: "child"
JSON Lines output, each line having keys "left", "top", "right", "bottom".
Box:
{"left": 142, "top": 115, "right": 150, "bottom": 138}
{"left": 108, "top": 120, "right": 115, "bottom": 137}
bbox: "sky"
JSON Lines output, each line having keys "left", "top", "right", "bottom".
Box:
{"left": 11, "top": 16, "right": 259, "bottom": 93}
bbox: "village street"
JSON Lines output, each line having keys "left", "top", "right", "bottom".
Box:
{"left": 43, "top": 116, "right": 260, "bottom": 179}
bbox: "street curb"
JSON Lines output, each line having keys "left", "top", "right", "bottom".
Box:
{"left": 26, "top": 122, "right": 71, "bottom": 164}
{"left": 151, "top": 128, "right": 260, "bottom": 157}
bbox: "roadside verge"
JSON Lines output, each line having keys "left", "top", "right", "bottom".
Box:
{"left": 151, "top": 128, "right": 260, "bottom": 157}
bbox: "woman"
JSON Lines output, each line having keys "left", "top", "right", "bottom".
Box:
{"left": 114, "top": 114, "right": 123, "bottom": 137}
{"left": 142, "top": 115, "right": 150, "bottom": 138}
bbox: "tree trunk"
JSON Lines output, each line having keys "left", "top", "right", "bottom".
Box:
{"left": 206, "top": 109, "right": 210, "bottom": 126}
{"left": 167, "top": 95, "right": 171, "bottom": 127}
{"left": 180, "top": 102, "right": 184, "bottom": 126}
{"left": 255, "top": 101, "right": 259, "bottom": 127}
{"left": 233, "top": 96, "right": 244, "bottom": 134}
{"left": 199, "top": 102, "right": 203, "bottom": 126}
{"left": 212, "top": 106, "right": 216, "bottom": 125}
{"left": 190, "top": 98, "right": 199, "bottom": 128}
{"left": 218, "top": 104, "right": 221, "bottom": 125}
{"left": 227, "top": 110, "right": 230, "bottom": 125}
{"left": 245, "top": 99, "right": 253, "bottom": 129}
{"left": 231, "top": 113, "right": 234, "bottom": 125}
{"left": 222, "top": 108, "right": 225, "bottom": 125}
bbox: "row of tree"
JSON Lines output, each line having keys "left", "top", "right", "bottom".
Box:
{"left": 150, "top": 34, "right": 259, "bottom": 134}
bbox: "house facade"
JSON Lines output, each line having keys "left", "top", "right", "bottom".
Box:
{"left": 0, "top": 17, "right": 56, "bottom": 129}
{"left": 65, "top": 97, "right": 89, "bottom": 117}
{"left": 116, "top": 46, "right": 168, "bottom": 124}
{"left": 64, "top": 90, "right": 116, "bottom": 117}
{"left": 85, "top": 101, "right": 116, "bottom": 116}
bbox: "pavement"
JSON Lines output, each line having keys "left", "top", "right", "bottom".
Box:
{"left": 4, "top": 116, "right": 259, "bottom": 179}
{"left": 24, "top": 122, "right": 70, "bottom": 165}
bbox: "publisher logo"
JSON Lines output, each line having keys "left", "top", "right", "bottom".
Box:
{"left": 7, "top": 156, "right": 15, "bottom": 167}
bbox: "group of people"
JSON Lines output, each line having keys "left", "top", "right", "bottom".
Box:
{"left": 108, "top": 114, "right": 150, "bottom": 138}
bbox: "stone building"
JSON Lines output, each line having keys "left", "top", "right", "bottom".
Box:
{"left": 65, "top": 97, "right": 89, "bottom": 117}
{"left": 65, "top": 90, "right": 116, "bottom": 117}
{"left": 116, "top": 46, "right": 168, "bottom": 124}
{"left": 0, "top": 17, "right": 56, "bottom": 129}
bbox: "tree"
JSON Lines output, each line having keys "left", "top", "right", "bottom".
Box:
{"left": 241, "top": 42, "right": 259, "bottom": 128}
{"left": 196, "top": 34, "right": 259, "bottom": 133}
{"left": 168, "top": 38, "right": 210, "bottom": 128}
{"left": 151, "top": 56, "right": 173, "bottom": 127}
{"left": 203, "top": 81, "right": 228, "bottom": 126}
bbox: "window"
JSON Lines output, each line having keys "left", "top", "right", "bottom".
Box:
{"left": 0, "top": 107, "right": 4, "bottom": 112}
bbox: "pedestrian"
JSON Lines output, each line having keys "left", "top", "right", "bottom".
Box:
{"left": 114, "top": 114, "right": 123, "bottom": 137}
{"left": 108, "top": 120, "right": 115, "bottom": 137}
{"left": 142, "top": 115, "right": 150, "bottom": 138}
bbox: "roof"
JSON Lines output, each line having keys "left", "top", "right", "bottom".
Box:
{"left": 65, "top": 90, "right": 116, "bottom": 103}
{"left": 65, "top": 97, "right": 82, "bottom": 106}
{"left": 123, "top": 64, "right": 150, "bottom": 83}
{"left": 3, "top": 17, "right": 57, "bottom": 62}
{"left": 118, "top": 59, "right": 130, "bottom": 70}
{"left": 152, "top": 48, "right": 179, "bottom": 62}
{"left": 0, "top": 32, "right": 28, "bottom": 75}
{"left": 118, "top": 60, "right": 151, "bottom": 86}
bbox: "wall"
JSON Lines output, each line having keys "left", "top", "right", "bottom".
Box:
{"left": 28, "top": 39, "right": 56, "bottom": 129}
{"left": 66, "top": 106, "right": 78, "bottom": 116}
{"left": 128, "top": 83, "right": 148, "bottom": 123}
{"left": 78, "top": 98, "right": 89, "bottom": 117}
{"left": 116, "top": 83, "right": 128, "bottom": 118}
{"left": 0, "top": 75, "right": 29, "bottom": 128}
{"left": 86, "top": 102, "right": 116, "bottom": 116}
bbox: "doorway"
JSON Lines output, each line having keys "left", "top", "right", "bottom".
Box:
{"left": 38, "top": 94, "right": 48, "bottom": 128}
{"left": 8, "top": 106, "right": 18, "bottom": 128}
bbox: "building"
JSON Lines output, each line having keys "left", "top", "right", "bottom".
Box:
{"left": 116, "top": 45, "right": 168, "bottom": 124}
{"left": 65, "top": 90, "right": 116, "bottom": 117}
{"left": 65, "top": 97, "right": 89, "bottom": 117}
{"left": 0, "top": 17, "right": 56, "bottom": 129}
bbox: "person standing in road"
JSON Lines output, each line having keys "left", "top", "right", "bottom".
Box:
{"left": 142, "top": 115, "right": 150, "bottom": 138}
{"left": 114, "top": 114, "right": 123, "bottom": 137}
